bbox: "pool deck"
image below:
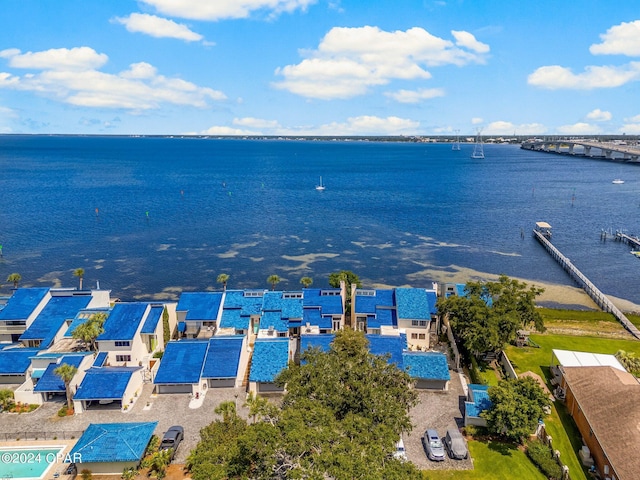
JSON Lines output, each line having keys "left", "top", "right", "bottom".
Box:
{"left": 0, "top": 440, "right": 76, "bottom": 480}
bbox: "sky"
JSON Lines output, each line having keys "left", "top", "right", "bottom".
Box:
{"left": 1, "top": 0, "right": 640, "bottom": 136}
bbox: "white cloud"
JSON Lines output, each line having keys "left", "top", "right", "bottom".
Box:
{"left": 0, "top": 47, "right": 107, "bottom": 71}
{"left": 140, "top": 0, "right": 316, "bottom": 21}
{"left": 484, "top": 121, "right": 546, "bottom": 135}
{"left": 233, "top": 117, "right": 280, "bottom": 129}
{"left": 471, "top": 117, "right": 483, "bottom": 125}
{"left": 625, "top": 114, "right": 640, "bottom": 123}
{"left": 590, "top": 20, "right": 640, "bottom": 56}
{"left": 305, "top": 115, "right": 419, "bottom": 136}
{"left": 0, "top": 47, "right": 226, "bottom": 110}
{"left": 114, "top": 13, "right": 205, "bottom": 42}
{"left": 527, "top": 63, "right": 640, "bottom": 89}
{"left": 451, "top": 30, "right": 490, "bottom": 54}
{"left": 199, "top": 125, "right": 260, "bottom": 135}
{"left": 585, "top": 108, "right": 612, "bottom": 122}
{"left": 620, "top": 123, "right": 640, "bottom": 134}
{"left": 556, "top": 122, "right": 601, "bottom": 135}
{"left": 274, "top": 26, "right": 489, "bottom": 100}
{"left": 385, "top": 88, "right": 445, "bottom": 103}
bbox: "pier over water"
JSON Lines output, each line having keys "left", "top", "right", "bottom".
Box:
{"left": 533, "top": 224, "right": 640, "bottom": 340}
{"left": 522, "top": 139, "right": 640, "bottom": 162}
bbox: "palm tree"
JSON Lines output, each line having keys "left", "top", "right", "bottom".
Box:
{"left": 300, "top": 276, "right": 313, "bottom": 288}
{"left": 214, "top": 400, "right": 238, "bottom": 423}
{"left": 216, "top": 273, "right": 230, "bottom": 290}
{"left": 73, "top": 268, "right": 85, "bottom": 290}
{"left": 6, "top": 273, "right": 21, "bottom": 289}
{"left": 267, "top": 274, "right": 281, "bottom": 291}
{"left": 71, "top": 312, "right": 107, "bottom": 351}
{"left": 54, "top": 363, "right": 78, "bottom": 411}
{"left": 243, "top": 391, "right": 270, "bottom": 424}
{"left": 148, "top": 449, "right": 171, "bottom": 480}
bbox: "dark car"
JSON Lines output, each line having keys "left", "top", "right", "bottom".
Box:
{"left": 160, "top": 426, "right": 184, "bottom": 460}
{"left": 443, "top": 428, "right": 469, "bottom": 460}
{"left": 423, "top": 429, "right": 445, "bottom": 461}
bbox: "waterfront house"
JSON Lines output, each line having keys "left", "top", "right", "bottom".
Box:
{"left": 352, "top": 288, "right": 396, "bottom": 334}
{"left": 218, "top": 290, "right": 263, "bottom": 335}
{"left": 201, "top": 335, "right": 248, "bottom": 388}
{"left": 176, "top": 292, "right": 223, "bottom": 338}
{"left": 301, "top": 288, "right": 344, "bottom": 334}
{"left": 395, "top": 286, "right": 438, "bottom": 350}
{"left": 248, "top": 338, "right": 290, "bottom": 394}
{"left": 153, "top": 340, "right": 209, "bottom": 394}
{"left": 73, "top": 364, "right": 145, "bottom": 413}
{"left": 0, "top": 288, "right": 50, "bottom": 343}
{"left": 69, "top": 422, "right": 157, "bottom": 475}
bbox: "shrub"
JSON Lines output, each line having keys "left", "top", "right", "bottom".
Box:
{"left": 526, "top": 439, "right": 563, "bottom": 480}
{"left": 153, "top": 350, "right": 164, "bottom": 359}
{"left": 469, "top": 355, "right": 484, "bottom": 384}
{"left": 80, "top": 469, "right": 92, "bottom": 480}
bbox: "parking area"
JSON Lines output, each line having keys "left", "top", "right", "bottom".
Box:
{"left": 406, "top": 371, "right": 474, "bottom": 471}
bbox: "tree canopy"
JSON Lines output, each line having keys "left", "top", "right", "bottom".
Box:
{"left": 482, "top": 376, "right": 552, "bottom": 443}
{"left": 71, "top": 312, "right": 107, "bottom": 351}
{"left": 437, "top": 275, "right": 545, "bottom": 354}
{"left": 188, "top": 330, "right": 420, "bottom": 479}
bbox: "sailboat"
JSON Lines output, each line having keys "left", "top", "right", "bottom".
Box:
{"left": 315, "top": 176, "right": 326, "bottom": 191}
{"left": 471, "top": 130, "right": 485, "bottom": 159}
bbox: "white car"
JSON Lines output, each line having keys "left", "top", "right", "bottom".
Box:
{"left": 393, "top": 438, "right": 407, "bottom": 461}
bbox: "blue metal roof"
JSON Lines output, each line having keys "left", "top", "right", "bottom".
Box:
{"left": 34, "top": 354, "right": 87, "bottom": 393}
{"left": 154, "top": 340, "right": 208, "bottom": 384}
{"left": 74, "top": 367, "right": 140, "bottom": 400}
{"left": 366, "top": 334, "right": 405, "bottom": 366}
{"left": 93, "top": 351, "right": 108, "bottom": 367}
{"left": 249, "top": 339, "right": 289, "bottom": 383}
{"left": 0, "top": 288, "right": 48, "bottom": 320}
{"left": 219, "top": 308, "right": 250, "bottom": 330}
{"left": 466, "top": 384, "right": 492, "bottom": 418}
{"left": 300, "top": 334, "right": 335, "bottom": 354}
{"left": 395, "top": 288, "right": 431, "bottom": 320}
{"left": 140, "top": 306, "right": 163, "bottom": 334}
{"left": 262, "top": 291, "right": 283, "bottom": 311}
{"left": 302, "top": 289, "right": 343, "bottom": 315}
{"left": 177, "top": 292, "right": 223, "bottom": 320}
{"left": 19, "top": 296, "right": 91, "bottom": 348}
{"left": 282, "top": 298, "right": 303, "bottom": 319}
{"left": 0, "top": 347, "right": 41, "bottom": 375}
{"left": 201, "top": 336, "right": 243, "bottom": 379}
{"left": 98, "top": 303, "right": 148, "bottom": 341}
{"left": 223, "top": 290, "right": 263, "bottom": 316}
{"left": 367, "top": 308, "right": 396, "bottom": 328}
{"left": 259, "top": 311, "right": 289, "bottom": 332}
{"left": 302, "top": 309, "right": 332, "bottom": 329}
{"left": 402, "top": 352, "right": 450, "bottom": 381}
{"left": 70, "top": 422, "right": 157, "bottom": 463}
{"left": 354, "top": 289, "right": 394, "bottom": 314}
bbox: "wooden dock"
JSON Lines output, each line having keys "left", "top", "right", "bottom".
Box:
{"left": 614, "top": 231, "right": 640, "bottom": 250}
{"left": 533, "top": 228, "right": 640, "bottom": 340}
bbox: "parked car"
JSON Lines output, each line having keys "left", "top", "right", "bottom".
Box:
{"left": 443, "top": 428, "right": 469, "bottom": 460}
{"left": 160, "top": 425, "right": 184, "bottom": 460}
{"left": 423, "top": 429, "right": 445, "bottom": 461}
{"left": 393, "top": 438, "right": 407, "bottom": 461}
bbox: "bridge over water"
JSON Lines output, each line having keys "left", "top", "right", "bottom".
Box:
{"left": 522, "top": 139, "right": 640, "bottom": 162}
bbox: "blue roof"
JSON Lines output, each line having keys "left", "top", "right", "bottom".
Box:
{"left": 0, "top": 288, "right": 48, "bottom": 320}
{"left": 64, "top": 308, "right": 110, "bottom": 338}
{"left": 259, "top": 310, "right": 289, "bottom": 332}
{"left": 395, "top": 288, "right": 431, "bottom": 320}
{"left": 70, "top": 422, "right": 157, "bottom": 463}
{"left": 93, "top": 351, "right": 108, "bottom": 367}
{"left": 177, "top": 292, "right": 223, "bottom": 321}
{"left": 219, "top": 308, "right": 250, "bottom": 330}
{"left": 402, "top": 352, "right": 450, "bottom": 381}
{"left": 98, "top": 303, "right": 148, "bottom": 341}
{"left": 302, "top": 289, "right": 343, "bottom": 315}
{"left": 223, "top": 290, "right": 263, "bottom": 316}
{"left": 302, "top": 308, "right": 332, "bottom": 329}
{"left": 154, "top": 340, "right": 208, "bottom": 384}
{"left": 466, "top": 384, "right": 492, "bottom": 418}
{"left": 74, "top": 367, "right": 140, "bottom": 400}
{"left": 249, "top": 339, "right": 289, "bottom": 383}
{"left": 0, "top": 347, "right": 41, "bottom": 375}
{"left": 34, "top": 355, "right": 87, "bottom": 393}
{"left": 366, "top": 334, "right": 405, "bottom": 366}
{"left": 354, "top": 289, "right": 394, "bottom": 314}
{"left": 368, "top": 307, "right": 396, "bottom": 328}
{"left": 140, "top": 306, "right": 163, "bottom": 334}
{"left": 300, "top": 334, "right": 335, "bottom": 354}
{"left": 19, "top": 296, "right": 91, "bottom": 348}
{"left": 201, "top": 336, "right": 244, "bottom": 379}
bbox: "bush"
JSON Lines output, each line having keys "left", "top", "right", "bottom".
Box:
{"left": 153, "top": 351, "right": 164, "bottom": 359}
{"left": 469, "top": 355, "right": 484, "bottom": 384}
{"left": 526, "top": 439, "right": 563, "bottom": 480}
{"left": 80, "top": 469, "right": 92, "bottom": 480}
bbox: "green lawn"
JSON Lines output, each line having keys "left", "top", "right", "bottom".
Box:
{"left": 421, "top": 440, "right": 546, "bottom": 480}
{"left": 504, "top": 333, "right": 640, "bottom": 480}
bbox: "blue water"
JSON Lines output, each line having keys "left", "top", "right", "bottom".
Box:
{"left": 1, "top": 135, "right": 639, "bottom": 304}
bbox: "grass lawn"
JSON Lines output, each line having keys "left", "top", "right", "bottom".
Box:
{"left": 504, "top": 332, "right": 640, "bottom": 480}
{"left": 421, "top": 440, "right": 546, "bottom": 480}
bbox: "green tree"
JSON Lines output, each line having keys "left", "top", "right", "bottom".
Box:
{"left": 73, "top": 268, "right": 85, "bottom": 290}
{"left": 6, "top": 273, "right": 21, "bottom": 289}
{"left": 437, "top": 275, "right": 545, "bottom": 355}
{"left": 72, "top": 312, "right": 107, "bottom": 351}
{"left": 216, "top": 273, "right": 229, "bottom": 290}
{"left": 329, "top": 270, "right": 361, "bottom": 315}
{"left": 615, "top": 350, "right": 640, "bottom": 375}
{"left": 54, "top": 363, "right": 78, "bottom": 411}
{"left": 482, "top": 376, "right": 552, "bottom": 443}
{"left": 0, "top": 389, "right": 14, "bottom": 411}
{"left": 162, "top": 306, "right": 170, "bottom": 346}
{"left": 267, "top": 274, "right": 281, "bottom": 291}
{"left": 243, "top": 392, "right": 276, "bottom": 425}
{"left": 147, "top": 449, "right": 171, "bottom": 479}
{"left": 300, "top": 276, "right": 313, "bottom": 288}
{"left": 121, "top": 467, "right": 137, "bottom": 480}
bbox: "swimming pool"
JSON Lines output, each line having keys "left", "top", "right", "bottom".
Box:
{"left": 0, "top": 446, "right": 65, "bottom": 480}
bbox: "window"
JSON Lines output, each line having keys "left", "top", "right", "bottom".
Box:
{"left": 411, "top": 333, "right": 418, "bottom": 339}
{"left": 114, "top": 341, "right": 130, "bottom": 347}
{"left": 278, "top": 332, "right": 287, "bottom": 338}
{"left": 418, "top": 333, "right": 426, "bottom": 340}
{"left": 411, "top": 320, "right": 428, "bottom": 327}
{"left": 283, "top": 292, "right": 302, "bottom": 299}
{"left": 116, "top": 355, "right": 131, "bottom": 362}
